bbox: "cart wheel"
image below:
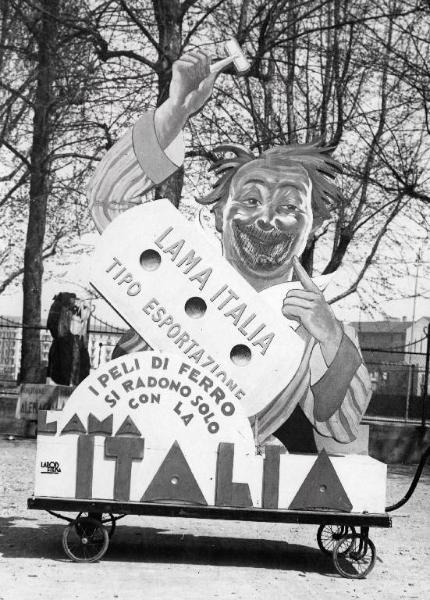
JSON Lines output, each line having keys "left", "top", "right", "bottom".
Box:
{"left": 102, "top": 513, "right": 116, "bottom": 539}
{"left": 62, "top": 517, "right": 109, "bottom": 562}
{"left": 333, "top": 534, "right": 376, "bottom": 579}
{"left": 78, "top": 512, "right": 116, "bottom": 539}
{"left": 317, "top": 524, "right": 356, "bottom": 556}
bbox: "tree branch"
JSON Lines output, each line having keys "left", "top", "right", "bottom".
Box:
{"left": 181, "top": 0, "right": 200, "bottom": 17}
{"left": 0, "top": 171, "right": 29, "bottom": 208}
{"left": 119, "top": 0, "right": 164, "bottom": 55}
{"left": 328, "top": 195, "right": 406, "bottom": 304}
{"left": 0, "top": 231, "right": 62, "bottom": 296}
{"left": 181, "top": 0, "right": 226, "bottom": 51}
{"left": 1, "top": 139, "right": 31, "bottom": 169}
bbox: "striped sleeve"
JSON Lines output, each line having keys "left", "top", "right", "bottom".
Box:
{"left": 111, "top": 329, "right": 152, "bottom": 360}
{"left": 300, "top": 325, "right": 372, "bottom": 442}
{"left": 87, "top": 111, "right": 185, "bottom": 233}
{"left": 253, "top": 325, "right": 372, "bottom": 445}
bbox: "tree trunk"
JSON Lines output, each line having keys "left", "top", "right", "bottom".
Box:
{"left": 322, "top": 230, "right": 352, "bottom": 274}
{"left": 153, "top": 0, "right": 184, "bottom": 208}
{"left": 20, "top": 0, "right": 57, "bottom": 383}
{"left": 300, "top": 235, "right": 316, "bottom": 275}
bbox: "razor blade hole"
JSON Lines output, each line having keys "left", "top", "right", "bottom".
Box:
{"left": 185, "top": 297, "right": 207, "bottom": 319}
{"left": 230, "top": 344, "right": 251, "bottom": 366}
{"left": 140, "top": 249, "right": 161, "bottom": 271}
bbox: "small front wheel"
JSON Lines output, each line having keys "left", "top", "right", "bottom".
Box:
{"left": 333, "top": 534, "right": 376, "bottom": 579}
{"left": 317, "top": 524, "right": 356, "bottom": 556}
{"left": 62, "top": 517, "right": 109, "bottom": 562}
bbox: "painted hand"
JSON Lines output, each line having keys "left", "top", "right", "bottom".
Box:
{"left": 169, "top": 50, "right": 216, "bottom": 117}
{"left": 282, "top": 256, "right": 343, "bottom": 365}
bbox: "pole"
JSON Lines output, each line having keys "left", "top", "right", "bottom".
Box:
{"left": 405, "top": 363, "right": 412, "bottom": 422}
{"left": 409, "top": 250, "right": 421, "bottom": 362}
{"left": 421, "top": 326, "right": 430, "bottom": 428}
{"left": 98, "top": 342, "right": 103, "bottom": 368}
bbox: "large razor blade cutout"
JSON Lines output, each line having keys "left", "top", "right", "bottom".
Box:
{"left": 89, "top": 200, "right": 305, "bottom": 417}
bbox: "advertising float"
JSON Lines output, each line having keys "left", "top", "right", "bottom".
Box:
{"left": 28, "top": 39, "right": 402, "bottom": 579}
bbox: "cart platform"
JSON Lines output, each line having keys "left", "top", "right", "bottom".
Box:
{"left": 28, "top": 496, "right": 392, "bottom": 528}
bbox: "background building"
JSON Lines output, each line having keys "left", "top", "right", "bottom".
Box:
{"left": 404, "top": 317, "right": 430, "bottom": 396}
{"left": 349, "top": 318, "right": 429, "bottom": 421}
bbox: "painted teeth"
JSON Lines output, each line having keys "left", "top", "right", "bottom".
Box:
{"left": 233, "top": 224, "right": 293, "bottom": 270}
{"left": 236, "top": 223, "right": 285, "bottom": 244}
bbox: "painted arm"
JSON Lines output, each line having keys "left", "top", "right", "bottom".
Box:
{"left": 88, "top": 51, "right": 216, "bottom": 233}
{"left": 280, "top": 257, "right": 373, "bottom": 440}
{"left": 301, "top": 323, "right": 372, "bottom": 442}
{"left": 255, "top": 257, "right": 372, "bottom": 443}
{"left": 87, "top": 113, "right": 185, "bottom": 233}
{"left": 253, "top": 323, "right": 372, "bottom": 444}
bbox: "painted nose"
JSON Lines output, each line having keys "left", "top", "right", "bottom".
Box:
{"left": 256, "top": 207, "right": 275, "bottom": 231}
{"left": 256, "top": 218, "right": 274, "bottom": 231}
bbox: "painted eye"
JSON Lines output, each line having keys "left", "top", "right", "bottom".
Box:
{"left": 278, "top": 204, "right": 297, "bottom": 213}
{"left": 242, "top": 197, "right": 259, "bottom": 206}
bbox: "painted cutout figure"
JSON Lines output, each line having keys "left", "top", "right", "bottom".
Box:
{"left": 88, "top": 50, "right": 372, "bottom": 450}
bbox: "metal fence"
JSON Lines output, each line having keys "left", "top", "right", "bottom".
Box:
{"left": 1, "top": 315, "right": 429, "bottom": 426}
{"left": 0, "top": 314, "right": 127, "bottom": 383}
{"left": 360, "top": 332, "right": 429, "bottom": 425}
{"left": 364, "top": 360, "right": 429, "bottom": 423}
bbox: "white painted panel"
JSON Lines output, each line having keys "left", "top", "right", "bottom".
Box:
{"left": 278, "top": 454, "right": 316, "bottom": 508}
{"left": 332, "top": 455, "right": 387, "bottom": 513}
{"left": 34, "top": 436, "right": 77, "bottom": 498}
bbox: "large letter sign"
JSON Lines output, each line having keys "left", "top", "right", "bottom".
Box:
{"left": 35, "top": 353, "right": 387, "bottom": 513}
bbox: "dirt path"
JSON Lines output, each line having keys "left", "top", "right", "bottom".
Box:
{"left": 1, "top": 439, "right": 429, "bottom": 600}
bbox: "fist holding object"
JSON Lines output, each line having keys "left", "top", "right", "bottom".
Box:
{"left": 155, "top": 38, "right": 250, "bottom": 147}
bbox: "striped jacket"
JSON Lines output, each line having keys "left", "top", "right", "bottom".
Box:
{"left": 88, "top": 112, "right": 372, "bottom": 446}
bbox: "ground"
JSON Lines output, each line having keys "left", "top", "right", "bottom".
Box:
{"left": 0, "top": 439, "right": 429, "bottom": 600}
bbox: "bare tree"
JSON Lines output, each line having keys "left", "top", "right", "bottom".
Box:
{"left": 189, "top": 0, "right": 430, "bottom": 308}
{"left": 0, "top": 0, "right": 101, "bottom": 381}
{"left": 1, "top": 0, "right": 429, "bottom": 383}
{"left": 50, "top": 0, "right": 430, "bottom": 310}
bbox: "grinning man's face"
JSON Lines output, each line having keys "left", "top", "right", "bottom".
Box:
{"left": 220, "top": 160, "right": 313, "bottom": 291}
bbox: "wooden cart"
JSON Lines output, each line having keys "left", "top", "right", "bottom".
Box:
{"left": 28, "top": 495, "right": 392, "bottom": 579}
{"left": 29, "top": 352, "right": 428, "bottom": 579}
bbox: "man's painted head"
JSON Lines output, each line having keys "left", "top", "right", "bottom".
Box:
{"left": 198, "top": 141, "right": 342, "bottom": 289}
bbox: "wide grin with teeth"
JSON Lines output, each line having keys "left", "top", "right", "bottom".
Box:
{"left": 232, "top": 221, "right": 294, "bottom": 271}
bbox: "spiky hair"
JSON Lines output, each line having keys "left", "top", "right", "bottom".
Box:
{"left": 197, "top": 139, "right": 343, "bottom": 224}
